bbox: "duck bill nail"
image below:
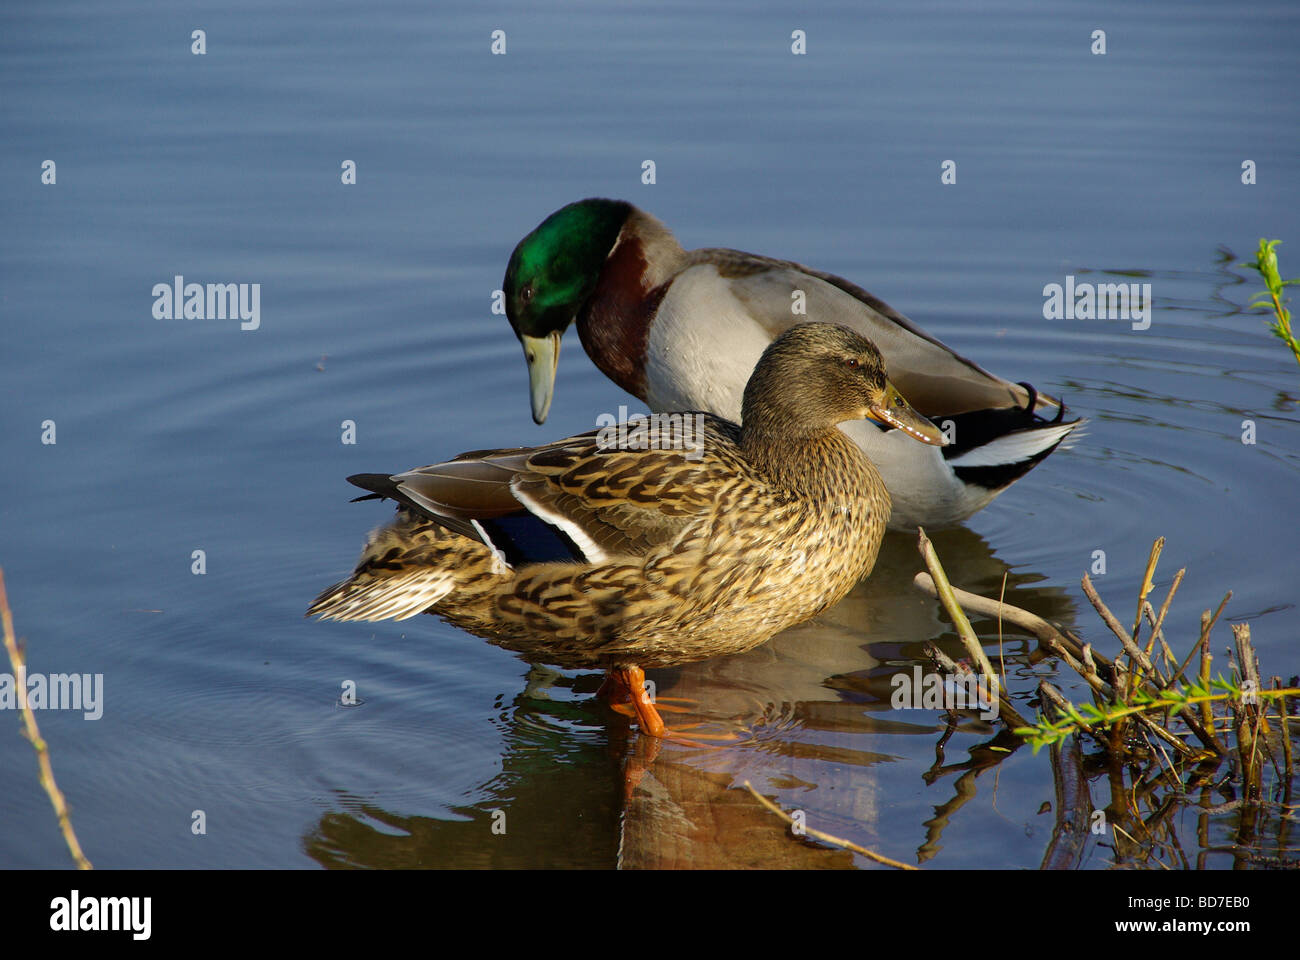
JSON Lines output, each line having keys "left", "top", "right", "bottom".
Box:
{"left": 869, "top": 386, "right": 947, "bottom": 446}
{"left": 522, "top": 331, "right": 561, "bottom": 424}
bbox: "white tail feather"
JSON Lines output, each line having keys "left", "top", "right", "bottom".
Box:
{"left": 947, "top": 420, "right": 1083, "bottom": 469}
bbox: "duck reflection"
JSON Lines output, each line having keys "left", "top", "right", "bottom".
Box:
{"left": 303, "top": 526, "right": 1080, "bottom": 869}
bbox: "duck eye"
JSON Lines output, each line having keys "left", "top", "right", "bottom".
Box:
{"left": 845, "top": 357, "right": 860, "bottom": 369}
{"left": 521, "top": 284, "right": 534, "bottom": 303}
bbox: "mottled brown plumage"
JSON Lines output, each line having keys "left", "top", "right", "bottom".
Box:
{"left": 308, "top": 324, "right": 944, "bottom": 732}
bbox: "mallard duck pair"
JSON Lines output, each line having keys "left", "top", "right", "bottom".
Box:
{"left": 310, "top": 323, "right": 944, "bottom": 737}
{"left": 312, "top": 201, "right": 1078, "bottom": 737}
{"left": 503, "top": 199, "right": 1080, "bottom": 528}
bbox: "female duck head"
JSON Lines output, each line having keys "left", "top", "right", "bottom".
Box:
{"left": 741, "top": 323, "right": 947, "bottom": 446}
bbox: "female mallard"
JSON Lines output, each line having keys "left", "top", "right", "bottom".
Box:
{"left": 503, "top": 198, "right": 1081, "bottom": 529}
{"left": 308, "top": 323, "right": 943, "bottom": 738}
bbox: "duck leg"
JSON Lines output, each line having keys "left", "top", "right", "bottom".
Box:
{"left": 600, "top": 666, "right": 741, "bottom": 745}
{"left": 598, "top": 672, "right": 692, "bottom": 712}
{"left": 605, "top": 665, "right": 666, "bottom": 739}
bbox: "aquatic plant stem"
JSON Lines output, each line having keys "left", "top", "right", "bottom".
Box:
{"left": 916, "top": 528, "right": 1030, "bottom": 729}
{"left": 1243, "top": 238, "right": 1300, "bottom": 367}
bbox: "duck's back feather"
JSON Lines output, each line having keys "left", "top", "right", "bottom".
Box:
{"left": 682, "top": 250, "right": 1042, "bottom": 417}
{"left": 349, "top": 419, "right": 745, "bottom": 569}
{"left": 630, "top": 250, "right": 1083, "bottom": 527}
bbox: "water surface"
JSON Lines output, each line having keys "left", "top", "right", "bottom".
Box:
{"left": 1, "top": 0, "right": 1297, "bottom": 869}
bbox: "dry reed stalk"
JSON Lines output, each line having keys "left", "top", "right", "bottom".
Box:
{"left": 0, "top": 569, "right": 92, "bottom": 870}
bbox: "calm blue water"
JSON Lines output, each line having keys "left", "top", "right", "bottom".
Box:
{"left": 1, "top": 1, "right": 1297, "bottom": 869}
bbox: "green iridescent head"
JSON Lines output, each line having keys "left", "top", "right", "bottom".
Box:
{"left": 503, "top": 198, "right": 631, "bottom": 422}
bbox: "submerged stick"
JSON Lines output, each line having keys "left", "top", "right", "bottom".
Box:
{"left": 1040, "top": 730, "right": 1091, "bottom": 870}
{"left": 1039, "top": 680, "right": 1094, "bottom": 734}
{"left": 1274, "top": 677, "right": 1294, "bottom": 806}
{"left": 741, "top": 781, "right": 918, "bottom": 870}
{"left": 1198, "top": 611, "right": 1217, "bottom": 739}
{"left": 1232, "top": 624, "right": 1264, "bottom": 802}
{"left": 0, "top": 569, "right": 92, "bottom": 870}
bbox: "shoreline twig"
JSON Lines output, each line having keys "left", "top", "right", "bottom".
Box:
{"left": 0, "top": 568, "right": 92, "bottom": 870}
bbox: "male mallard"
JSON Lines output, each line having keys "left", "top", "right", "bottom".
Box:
{"left": 308, "top": 324, "right": 944, "bottom": 738}
{"left": 503, "top": 198, "right": 1081, "bottom": 529}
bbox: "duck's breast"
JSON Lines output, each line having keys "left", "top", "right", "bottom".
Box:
{"left": 643, "top": 264, "right": 773, "bottom": 421}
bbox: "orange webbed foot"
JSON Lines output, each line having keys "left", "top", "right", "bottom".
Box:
{"left": 600, "top": 667, "right": 740, "bottom": 746}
